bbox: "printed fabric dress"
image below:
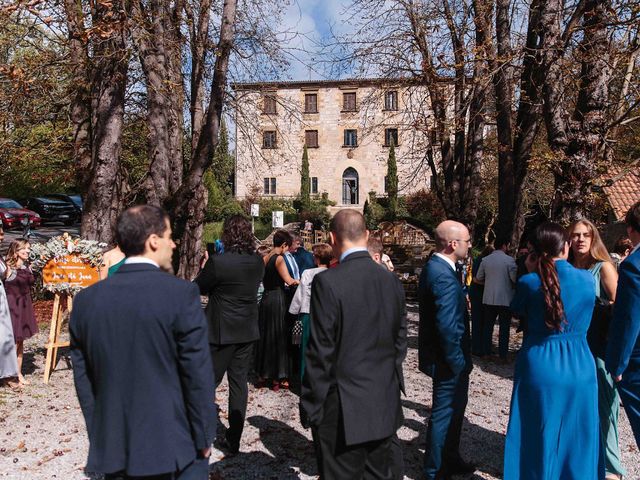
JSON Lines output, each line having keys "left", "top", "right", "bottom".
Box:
{"left": 504, "top": 260, "right": 601, "bottom": 480}
{"left": 0, "top": 258, "right": 18, "bottom": 379}
{"left": 4, "top": 266, "right": 38, "bottom": 342}
{"left": 254, "top": 254, "right": 288, "bottom": 380}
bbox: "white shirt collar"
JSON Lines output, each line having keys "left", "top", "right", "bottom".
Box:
{"left": 124, "top": 256, "right": 159, "bottom": 268}
{"left": 434, "top": 252, "right": 457, "bottom": 271}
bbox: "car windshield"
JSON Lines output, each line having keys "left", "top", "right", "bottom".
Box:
{"left": 0, "top": 200, "right": 23, "bottom": 209}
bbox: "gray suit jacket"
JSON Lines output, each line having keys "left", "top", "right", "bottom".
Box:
{"left": 476, "top": 250, "right": 517, "bottom": 306}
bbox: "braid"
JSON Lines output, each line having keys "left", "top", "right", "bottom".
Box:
{"left": 537, "top": 253, "right": 566, "bottom": 331}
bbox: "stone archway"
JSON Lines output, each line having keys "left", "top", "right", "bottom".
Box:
{"left": 342, "top": 167, "right": 359, "bottom": 205}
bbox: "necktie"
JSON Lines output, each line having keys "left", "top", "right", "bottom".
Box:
{"left": 286, "top": 252, "right": 300, "bottom": 280}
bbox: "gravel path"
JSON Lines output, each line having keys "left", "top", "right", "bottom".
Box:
{"left": 1, "top": 306, "right": 638, "bottom": 479}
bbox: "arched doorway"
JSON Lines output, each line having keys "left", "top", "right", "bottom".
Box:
{"left": 342, "top": 167, "right": 359, "bottom": 205}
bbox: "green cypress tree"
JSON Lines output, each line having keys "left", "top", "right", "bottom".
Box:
{"left": 387, "top": 139, "right": 398, "bottom": 218}
{"left": 300, "top": 145, "right": 311, "bottom": 210}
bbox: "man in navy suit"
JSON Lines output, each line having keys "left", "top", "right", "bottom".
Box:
{"left": 70, "top": 205, "right": 216, "bottom": 479}
{"left": 607, "top": 200, "right": 640, "bottom": 448}
{"left": 418, "top": 220, "right": 475, "bottom": 480}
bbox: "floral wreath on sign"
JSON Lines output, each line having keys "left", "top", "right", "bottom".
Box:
{"left": 29, "top": 233, "right": 106, "bottom": 294}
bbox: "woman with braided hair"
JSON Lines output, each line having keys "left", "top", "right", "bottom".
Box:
{"left": 503, "top": 222, "right": 602, "bottom": 479}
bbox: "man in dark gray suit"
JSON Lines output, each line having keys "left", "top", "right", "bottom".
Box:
{"left": 302, "top": 209, "right": 407, "bottom": 479}
{"left": 70, "top": 205, "right": 216, "bottom": 479}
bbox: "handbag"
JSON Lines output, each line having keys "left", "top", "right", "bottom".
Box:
{"left": 587, "top": 297, "right": 613, "bottom": 359}
{"left": 291, "top": 319, "right": 303, "bottom": 345}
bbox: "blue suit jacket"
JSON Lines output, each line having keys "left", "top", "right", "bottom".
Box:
{"left": 606, "top": 248, "right": 640, "bottom": 378}
{"left": 70, "top": 263, "right": 217, "bottom": 476}
{"left": 418, "top": 255, "right": 472, "bottom": 377}
{"left": 293, "top": 247, "right": 315, "bottom": 275}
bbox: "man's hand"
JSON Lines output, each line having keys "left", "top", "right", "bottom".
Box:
{"left": 614, "top": 375, "right": 622, "bottom": 383}
{"left": 200, "top": 447, "right": 211, "bottom": 458}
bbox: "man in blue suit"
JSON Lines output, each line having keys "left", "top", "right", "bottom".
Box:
{"left": 607, "top": 200, "right": 640, "bottom": 448}
{"left": 70, "top": 205, "right": 217, "bottom": 479}
{"left": 418, "top": 220, "right": 475, "bottom": 480}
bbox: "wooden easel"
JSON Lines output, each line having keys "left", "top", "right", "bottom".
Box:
{"left": 43, "top": 293, "right": 73, "bottom": 384}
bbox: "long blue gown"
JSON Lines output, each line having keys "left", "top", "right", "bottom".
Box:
{"left": 504, "top": 260, "right": 601, "bottom": 479}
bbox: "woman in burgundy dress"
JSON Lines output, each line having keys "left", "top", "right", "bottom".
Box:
{"left": 4, "top": 239, "right": 37, "bottom": 385}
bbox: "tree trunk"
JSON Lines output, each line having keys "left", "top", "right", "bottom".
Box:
{"left": 494, "top": 0, "right": 547, "bottom": 246}
{"left": 550, "top": 0, "right": 612, "bottom": 223}
{"left": 79, "top": 1, "right": 129, "bottom": 245}
{"left": 170, "top": 0, "right": 238, "bottom": 278}
{"left": 463, "top": 0, "right": 492, "bottom": 232}
{"left": 64, "top": 0, "right": 92, "bottom": 194}
{"left": 130, "top": 0, "right": 184, "bottom": 205}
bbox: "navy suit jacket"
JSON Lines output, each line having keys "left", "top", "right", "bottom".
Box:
{"left": 418, "top": 255, "right": 472, "bottom": 377}
{"left": 606, "top": 248, "right": 640, "bottom": 379}
{"left": 293, "top": 247, "right": 315, "bottom": 275}
{"left": 70, "top": 263, "right": 216, "bottom": 476}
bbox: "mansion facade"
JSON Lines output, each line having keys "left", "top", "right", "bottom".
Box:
{"left": 233, "top": 78, "right": 440, "bottom": 209}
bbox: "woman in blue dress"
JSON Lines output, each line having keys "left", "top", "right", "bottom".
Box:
{"left": 504, "top": 222, "right": 601, "bottom": 480}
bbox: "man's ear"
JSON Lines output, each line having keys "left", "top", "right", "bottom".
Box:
{"left": 329, "top": 231, "right": 337, "bottom": 246}
{"left": 365, "top": 230, "right": 370, "bottom": 242}
{"left": 146, "top": 233, "right": 160, "bottom": 253}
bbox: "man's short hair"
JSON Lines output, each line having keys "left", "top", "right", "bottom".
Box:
{"left": 626, "top": 200, "right": 640, "bottom": 233}
{"left": 273, "top": 229, "right": 293, "bottom": 247}
{"left": 330, "top": 209, "right": 366, "bottom": 242}
{"left": 367, "top": 235, "right": 384, "bottom": 256}
{"left": 116, "top": 205, "right": 169, "bottom": 257}
{"left": 312, "top": 243, "right": 333, "bottom": 267}
{"left": 494, "top": 236, "right": 510, "bottom": 250}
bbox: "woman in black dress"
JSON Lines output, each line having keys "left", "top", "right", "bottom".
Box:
{"left": 255, "top": 230, "right": 299, "bottom": 390}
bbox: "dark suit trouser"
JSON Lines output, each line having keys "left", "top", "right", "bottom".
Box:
{"left": 313, "top": 389, "right": 394, "bottom": 480}
{"left": 210, "top": 342, "right": 253, "bottom": 450}
{"left": 105, "top": 455, "right": 209, "bottom": 480}
{"left": 482, "top": 305, "right": 511, "bottom": 358}
{"left": 617, "top": 374, "right": 640, "bottom": 448}
{"left": 424, "top": 369, "right": 470, "bottom": 479}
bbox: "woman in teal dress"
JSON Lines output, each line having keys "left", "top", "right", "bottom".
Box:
{"left": 568, "top": 219, "right": 623, "bottom": 480}
{"left": 504, "top": 222, "right": 601, "bottom": 480}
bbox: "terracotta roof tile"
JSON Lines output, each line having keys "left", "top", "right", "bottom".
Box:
{"left": 604, "top": 165, "right": 640, "bottom": 221}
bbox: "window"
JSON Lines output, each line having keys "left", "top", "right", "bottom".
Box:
{"left": 263, "top": 177, "right": 277, "bottom": 195}
{"left": 305, "top": 130, "right": 319, "bottom": 148}
{"left": 344, "top": 129, "right": 358, "bottom": 147}
{"left": 304, "top": 93, "right": 318, "bottom": 113}
{"left": 263, "top": 130, "right": 277, "bottom": 149}
{"left": 263, "top": 95, "right": 276, "bottom": 114}
{"left": 343, "top": 92, "right": 357, "bottom": 112}
{"left": 384, "top": 128, "right": 399, "bottom": 147}
{"left": 384, "top": 91, "right": 398, "bottom": 111}
{"left": 311, "top": 177, "right": 318, "bottom": 194}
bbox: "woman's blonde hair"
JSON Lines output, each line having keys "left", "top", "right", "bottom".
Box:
{"left": 5, "top": 238, "right": 30, "bottom": 268}
{"left": 567, "top": 218, "right": 612, "bottom": 266}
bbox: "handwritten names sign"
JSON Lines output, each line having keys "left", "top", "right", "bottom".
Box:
{"left": 42, "top": 254, "right": 99, "bottom": 289}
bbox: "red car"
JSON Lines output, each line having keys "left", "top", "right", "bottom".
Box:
{"left": 0, "top": 198, "right": 41, "bottom": 229}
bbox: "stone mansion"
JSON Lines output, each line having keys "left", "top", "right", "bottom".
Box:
{"left": 233, "top": 78, "right": 439, "bottom": 209}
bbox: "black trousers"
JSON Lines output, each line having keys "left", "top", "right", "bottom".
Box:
{"left": 105, "top": 455, "right": 209, "bottom": 479}
{"left": 482, "top": 304, "right": 511, "bottom": 359}
{"left": 210, "top": 342, "right": 253, "bottom": 450}
{"left": 312, "top": 389, "right": 395, "bottom": 480}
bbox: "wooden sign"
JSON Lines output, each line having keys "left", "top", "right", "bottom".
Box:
{"left": 42, "top": 254, "right": 99, "bottom": 289}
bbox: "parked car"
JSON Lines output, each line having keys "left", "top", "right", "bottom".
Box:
{"left": 21, "top": 197, "right": 79, "bottom": 226}
{"left": 0, "top": 198, "right": 41, "bottom": 230}
{"left": 48, "top": 194, "right": 83, "bottom": 216}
